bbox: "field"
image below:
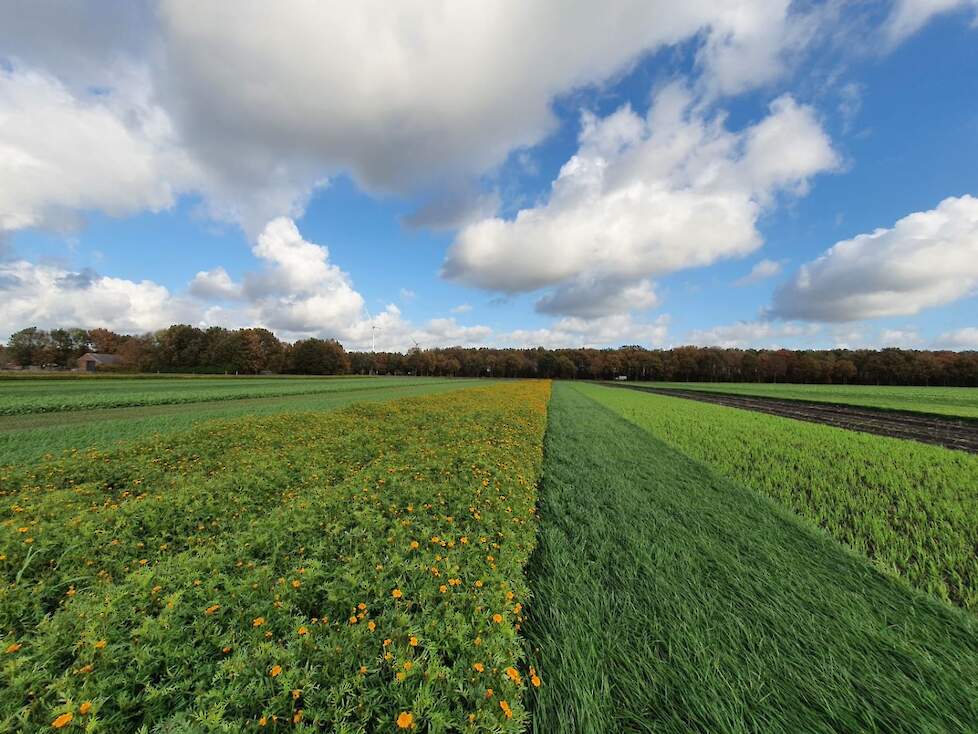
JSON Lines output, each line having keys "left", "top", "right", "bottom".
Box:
{"left": 0, "top": 377, "right": 480, "bottom": 466}
{"left": 524, "top": 383, "right": 978, "bottom": 732}
{"left": 1, "top": 381, "right": 549, "bottom": 731}
{"left": 640, "top": 381, "right": 978, "bottom": 418}
{"left": 0, "top": 375, "right": 440, "bottom": 416}
{"left": 2, "top": 375, "right": 978, "bottom": 732}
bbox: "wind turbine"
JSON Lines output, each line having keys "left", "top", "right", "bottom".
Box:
{"left": 364, "top": 307, "right": 380, "bottom": 352}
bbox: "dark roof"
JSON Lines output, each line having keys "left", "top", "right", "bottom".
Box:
{"left": 81, "top": 353, "right": 122, "bottom": 364}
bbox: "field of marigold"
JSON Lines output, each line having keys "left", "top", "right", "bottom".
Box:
{"left": 0, "top": 381, "right": 550, "bottom": 732}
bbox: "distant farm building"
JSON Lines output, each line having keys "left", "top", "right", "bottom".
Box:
{"left": 77, "top": 353, "right": 123, "bottom": 371}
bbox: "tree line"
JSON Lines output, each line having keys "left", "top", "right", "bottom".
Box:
{"left": 3, "top": 324, "right": 978, "bottom": 385}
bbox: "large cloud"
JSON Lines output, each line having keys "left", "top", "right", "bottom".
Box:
{"left": 686, "top": 320, "right": 821, "bottom": 348}
{"left": 770, "top": 195, "right": 978, "bottom": 322}
{"left": 0, "top": 260, "right": 196, "bottom": 339}
{"left": 443, "top": 86, "right": 837, "bottom": 314}
{"left": 155, "top": 0, "right": 808, "bottom": 199}
{"left": 0, "top": 66, "right": 198, "bottom": 233}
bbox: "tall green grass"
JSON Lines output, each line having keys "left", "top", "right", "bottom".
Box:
{"left": 637, "top": 381, "right": 978, "bottom": 418}
{"left": 585, "top": 383, "right": 978, "bottom": 611}
{"left": 524, "top": 383, "right": 978, "bottom": 733}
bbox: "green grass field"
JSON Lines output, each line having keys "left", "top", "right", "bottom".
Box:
{"left": 524, "top": 382, "right": 978, "bottom": 732}
{"left": 3, "top": 376, "right": 978, "bottom": 731}
{"left": 636, "top": 381, "right": 978, "bottom": 418}
{"left": 0, "top": 374, "right": 440, "bottom": 416}
{"left": 585, "top": 383, "right": 978, "bottom": 610}
{"left": 0, "top": 377, "right": 482, "bottom": 466}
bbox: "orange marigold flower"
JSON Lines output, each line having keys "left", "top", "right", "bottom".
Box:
{"left": 409, "top": 636, "right": 418, "bottom": 646}
{"left": 94, "top": 639, "right": 107, "bottom": 649}
{"left": 204, "top": 604, "right": 220, "bottom": 615}
{"left": 396, "top": 711, "right": 414, "bottom": 729}
{"left": 492, "top": 613, "right": 503, "bottom": 624}
{"left": 297, "top": 626, "right": 308, "bottom": 636}
{"left": 293, "top": 710, "right": 303, "bottom": 724}
{"left": 349, "top": 616, "right": 358, "bottom": 625}
{"left": 291, "top": 579, "right": 301, "bottom": 589}
{"left": 531, "top": 673, "right": 542, "bottom": 687}
{"left": 505, "top": 666, "right": 522, "bottom": 685}
{"left": 439, "top": 584, "right": 447, "bottom": 593}
{"left": 473, "top": 662, "right": 485, "bottom": 673}
{"left": 403, "top": 661, "right": 413, "bottom": 671}
{"left": 391, "top": 589, "right": 403, "bottom": 599}
{"left": 500, "top": 700, "right": 513, "bottom": 719}
{"left": 410, "top": 541, "right": 419, "bottom": 550}
{"left": 79, "top": 701, "right": 92, "bottom": 715}
{"left": 270, "top": 665, "right": 282, "bottom": 677}
{"left": 367, "top": 621, "right": 376, "bottom": 632}
{"left": 4, "top": 643, "right": 21, "bottom": 654}
{"left": 52, "top": 712, "right": 73, "bottom": 728}
{"left": 252, "top": 617, "right": 265, "bottom": 627}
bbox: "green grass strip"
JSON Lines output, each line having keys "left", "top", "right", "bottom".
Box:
{"left": 585, "top": 383, "right": 978, "bottom": 611}
{"left": 524, "top": 382, "right": 978, "bottom": 733}
{"left": 636, "top": 381, "right": 978, "bottom": 419}
{"left": 0, "top": 378, "right": 483, "bottom": 466}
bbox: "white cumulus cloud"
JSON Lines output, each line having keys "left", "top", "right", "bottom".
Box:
{"left": 771, "top": 195, "right": 978, "bottom": 322}
{"left": 735, "top": 258, "right": 783, "bottom": 286}
{"left": 884, "top": 0, "right": 978, "bottom": 45}
{"left": 444, "top": 85, "right": 837, "bottom": 316}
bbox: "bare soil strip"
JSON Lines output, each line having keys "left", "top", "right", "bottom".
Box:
{"left": 610, "top": 384, "right": 978, "bottom": 453}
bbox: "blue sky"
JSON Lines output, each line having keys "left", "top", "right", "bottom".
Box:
{"left": 1, "top": 1, "right": 977, "bottom": 350}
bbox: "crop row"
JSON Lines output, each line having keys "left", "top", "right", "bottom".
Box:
{"left": 637, "top": 381, "right": 978, "bottom": 418}
{"left": 0, "top": 376, "right": 445, "bottom": 416}
{"left": 584, "top": 383, "right": 978, "bottom": 611}
{"left": 0, "top": 381, "right": 550, "bottom": 731}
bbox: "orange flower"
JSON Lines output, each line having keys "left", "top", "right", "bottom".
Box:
{"left": 79, "top": 702, "right": 92, "bottom": 715}
{"left": 270, "top": 665, "right": 282, "bottom": 677}
{"left": 492, "top": 613, "right": 503, "bottom": 624}
{"left": 297, "top": 626, "right": 308, "bottom": 636}
{"left": 472, "top": 662, "right": 485, "bottom": 673}
{"left": 52, "top": 712, "right": 73, "bottom": 728}
{"left": 293, "top": 710, "right": 303, "bottom": 724}
{"left": 391, "top": 589, "right": 403, "bottom": 599}
{"left": 94, "top": 640, "right": 107, "bottom": 649}
{"left": 291, "top": 580, "right": 301, "bottom": 589}
{"left": 396, "top": 711, "right": 414, "bottom": 729}
{"left": 500, "top": 700, "right": 513, "bottom": 719}
{"left": 505, "top": 666, "right": 522, "bottom": 685}
{"left": 409, "top": 636, "right": 418, "bottom": 647}
{"left": 292, "top": 689, "right": 301, "bottom": 700}
{"left": 531, "top": 673, "right": 542, "bottom": 687}
{"left": 252, "top": 617, "right": 265, "bottom": 627}
{"left": 367, "top": 621, "right": 376, "bottom": 632}
{"left": 403, "top": 661, "right": 413, "bottom": 671}
{"left": 204, "top": 604, "right": 220, "bottom": 615}
{"left": 439, "top": 584, "right": 447, "bottom": 593}
{"left": 4, "top": 643, "right": 21, "bottom": 654}
{"left": 409, "top": 541, "right": 419, "bottom": 550}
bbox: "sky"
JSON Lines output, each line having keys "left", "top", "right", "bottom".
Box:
{"left": 1, "top": 0, "right": 977, "bottom": 352}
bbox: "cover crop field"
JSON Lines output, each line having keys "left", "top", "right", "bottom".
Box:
{"left": 641, "top": 381, "right": 978, "bottom": 418}
{"left": 2, "top": 375, "right": 977, "bottom": 732}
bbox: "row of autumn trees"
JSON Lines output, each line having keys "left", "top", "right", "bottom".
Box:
{"left": 3, "top": 324, "right": 978, "bottom": 385}
{"left": 2, "top": 326, "right": 349, "bottom": 375}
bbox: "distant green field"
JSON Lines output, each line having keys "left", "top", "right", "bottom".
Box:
{"left": 0, "top": 377, "right": 481, "bottom": 466}
{"left": 0, "top": 374, "right": 410, "bottom": 416}
{"left": 585, "top": 383, "right": 978, "bottom": 611}
{"left": 636, "top": 381, "right": 978, "bottom": 418}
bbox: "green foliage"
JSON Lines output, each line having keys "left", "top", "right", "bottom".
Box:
{"left": 524, "top": 383, "right": 978, "bottom": 733}
{"left": 586, "top": 383, "right": 978, "bottom": 610}
{"left": 0, "top": 381, "right": 550, "bottom": 732}
{"left": 0, "top": 375, "right": 428, "bottom": 416}
{"left": 0, "top": 379, "right": 482, "bottom": 467}
{"left": 639, "top": 381, "right": 978, "bottom": 418}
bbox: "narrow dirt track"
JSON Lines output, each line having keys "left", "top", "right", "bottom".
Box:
{"left": 608, "top": 384, "right": 978, "bottom": 454}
